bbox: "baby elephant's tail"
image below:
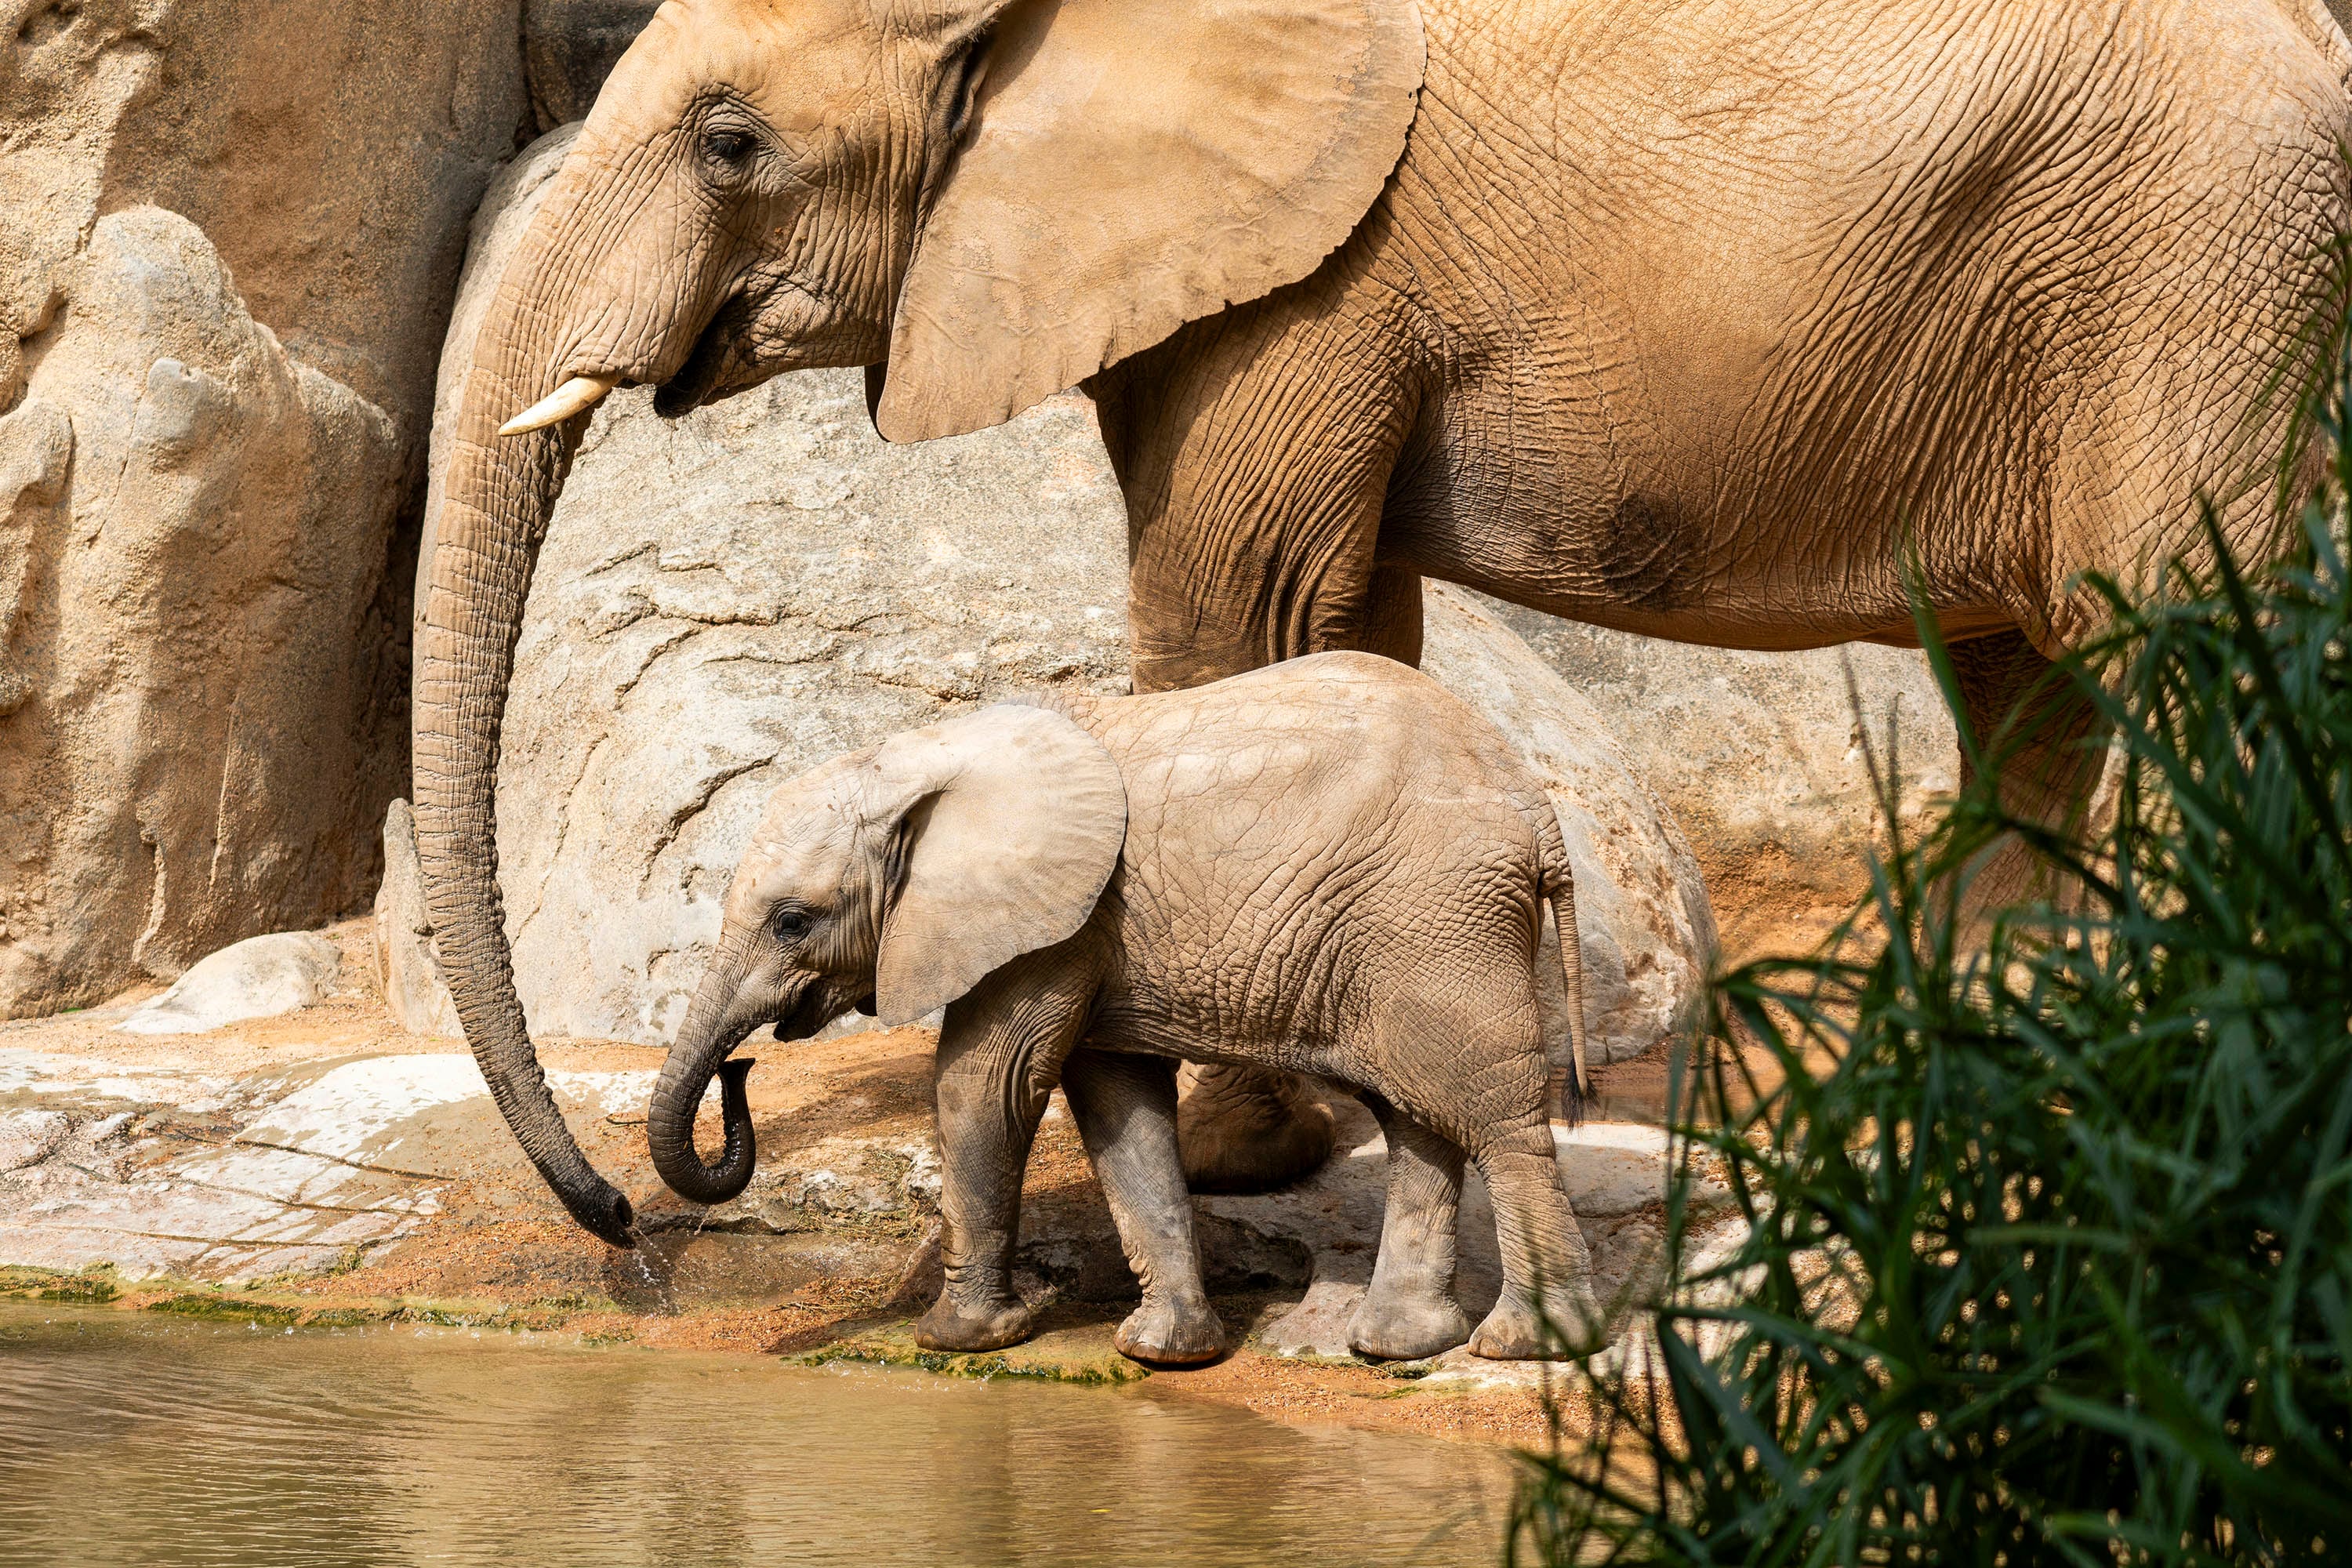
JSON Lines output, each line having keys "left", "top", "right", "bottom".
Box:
{"left": 1535, "top": 808, "right": 1590, "bottom": 1121}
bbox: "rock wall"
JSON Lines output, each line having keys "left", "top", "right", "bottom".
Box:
{"left": 524, "top": 0, "right": 664, "bottom": 131}
{"left": 0, "top": 0, "right": 661, "bottom": 1016}
{"left": 85, "top": 0, "right": 535, "bottom": 426}
{"left": 424, "top": 129, "right": 1715, "bottom": 1064}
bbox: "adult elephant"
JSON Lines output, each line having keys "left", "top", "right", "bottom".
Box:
{"left": 417, "top": 0, "right": 2352, "bottom": 1243}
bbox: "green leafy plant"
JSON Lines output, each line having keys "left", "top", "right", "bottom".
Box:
{"left": 1511, "top": 360, "right": 2352, "bottom": 1567}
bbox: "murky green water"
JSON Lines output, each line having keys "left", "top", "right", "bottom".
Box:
{"left": 0, "top": 1305, "right": 1514, "bottom": 1567}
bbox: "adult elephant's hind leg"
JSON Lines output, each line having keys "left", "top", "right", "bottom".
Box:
{"left": 1349, "top": 1096, "right": 1473, "bottom": 1360}
{"left": 1948, "top": 629, "right": 2101, "bottom": 818}
{"left": 1947, "top": 629, "right": 2105, "bottom": 906}
{"left": 1061, "top": 1049, "right": 1226, "bottom": 1365}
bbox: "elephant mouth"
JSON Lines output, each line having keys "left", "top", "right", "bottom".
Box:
{"left": 771, "top": 980, "right": 855, "bottom": 1044}
{"left": 651, "top": 308, "right": 740, "bottom": 418}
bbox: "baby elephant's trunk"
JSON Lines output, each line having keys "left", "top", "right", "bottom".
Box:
{"left": 648, "top": 996, "right": 760, "bottom": 1203}
{"left": 651, "top": 935, "right": 775, "bottom": 1203}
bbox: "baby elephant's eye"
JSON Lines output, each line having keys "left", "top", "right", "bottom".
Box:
{"left": 769, "top": 907, "right": 812, "bottom": 943}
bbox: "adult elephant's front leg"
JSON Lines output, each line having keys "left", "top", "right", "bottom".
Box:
{"left": 1090, "top": 293, "right": 1421, "bottom": 1192}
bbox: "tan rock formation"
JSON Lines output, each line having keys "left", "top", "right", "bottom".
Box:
{"left": 0, "top": 210, "right": 403, "bottom": 1013}
{"left": 0, "top": 1, "right": 532, "bottom": 1015}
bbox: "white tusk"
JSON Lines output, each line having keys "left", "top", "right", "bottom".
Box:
{"left": 497, "top": 374, "right": 619, "bottom": 437}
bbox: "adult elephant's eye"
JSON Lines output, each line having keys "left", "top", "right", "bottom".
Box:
{"left": 701, "top": 127, "right": 757, "bottom": 171}
{"left": 770, "top": 907, "right": 811, "bottom": 942}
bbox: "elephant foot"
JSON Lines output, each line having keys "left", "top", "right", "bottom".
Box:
{"left": 1468, "top": 1286, "right": 1604, "bottom": 1362}
{"left": 1348, "top": 1287, "right": 1472, "bottom": 1362}
{"left": 916, "top": 1290, "right": 1034, "bottom": 1353}
{"left": 1177, "top": 1064, "right": 1337, "bottom": 1193}
{"left": 1112, "top": 1294, "right": 1226, "bottom": 1366}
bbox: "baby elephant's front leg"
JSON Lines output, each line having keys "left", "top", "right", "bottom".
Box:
{"left": 918, "top": 985, "right": 1083, "bottom": 1353}
{"left": 1061, "top": 1049, "right": 1225, "bottom": 1365}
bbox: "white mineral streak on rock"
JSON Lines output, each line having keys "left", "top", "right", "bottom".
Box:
{"left": 0, "top": 1049, "right": 239, "bottom": 1111}
{"left": 0, "top": 1111, "right": 71, "bottom": 1174}
{"left": 0, "top": 1044, "right": 657, "bottom": 1284}
{"left": 116, "top": 931, "right": 344, "bottom": 1035}
{"left": 234, "top": 1055, "right": 488, "bottom": 1161}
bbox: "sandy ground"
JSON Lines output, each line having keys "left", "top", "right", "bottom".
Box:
{"left": 1, "top": 918, "right": 1738, "bottom": 1450}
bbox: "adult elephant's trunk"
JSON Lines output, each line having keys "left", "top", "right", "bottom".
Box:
{"left": 647, "top": 942, "right": 764, "bottom": 1204}
{"left": 412, "top": 173, "right": 636, "bottom": 1247}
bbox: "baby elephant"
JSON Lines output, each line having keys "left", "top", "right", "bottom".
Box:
{"left": 648, "top": 652, "right": 1604, "bottom": 1364}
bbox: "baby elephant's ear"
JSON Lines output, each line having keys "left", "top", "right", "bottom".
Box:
{"left": 869, "top": 704, "right": 1127, "bottom": 1028}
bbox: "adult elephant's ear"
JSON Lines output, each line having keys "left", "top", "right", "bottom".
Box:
{"left": 876, "top": 0, "right": 1425, "bottom": 443}
{"left": 867, "top": 705, "right": 1129, "bottom": 1027}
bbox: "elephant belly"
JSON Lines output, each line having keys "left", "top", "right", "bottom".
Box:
{"left": 1382, "top": 427, "right": 2014, "bottom": 654}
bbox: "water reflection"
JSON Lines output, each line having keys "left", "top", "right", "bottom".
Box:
{"left": 0, "top": 1308, "right": 1509, "bottom": 1566}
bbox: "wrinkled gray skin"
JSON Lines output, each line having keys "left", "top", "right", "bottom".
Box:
{"left": 650, "top": 655, "right": 1602, "bottom": 1363}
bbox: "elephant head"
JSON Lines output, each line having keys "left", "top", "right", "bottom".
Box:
{"left": 648, "top": 704, "right": 1126, "bottom": 1203}
{"left": 413, "top": 0, "right": 1420, "bottom": 1242}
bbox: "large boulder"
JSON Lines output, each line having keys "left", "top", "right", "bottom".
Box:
{"left": 0, "top": 1, "right": 535, "bottom": 1015}
{"left": 117, "top": 930, "right": 343, "bottom": 1036}
{"left": 420, "top": 132, "right": 1715, "bottom": 1065}
{"left": 524, "top": 0, "right": 664, "bottom": 131}
{"left": 1488, "top": 608, "right": 1958, "bottom": 955}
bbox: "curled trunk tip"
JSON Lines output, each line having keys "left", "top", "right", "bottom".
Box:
{"left": 651, "top": 1055, "right": 759, "bottom": 1204}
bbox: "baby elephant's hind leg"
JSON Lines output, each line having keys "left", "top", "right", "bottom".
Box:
{"left": 1468, "top": 1121, "right": 1605, "bottom": 1360}
{"left": 1060, "top": 1050, "right": 1226, "bottom": 1365}
{"left": 1350, "top": 1096, "right": 1474, "bottom": 1360}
